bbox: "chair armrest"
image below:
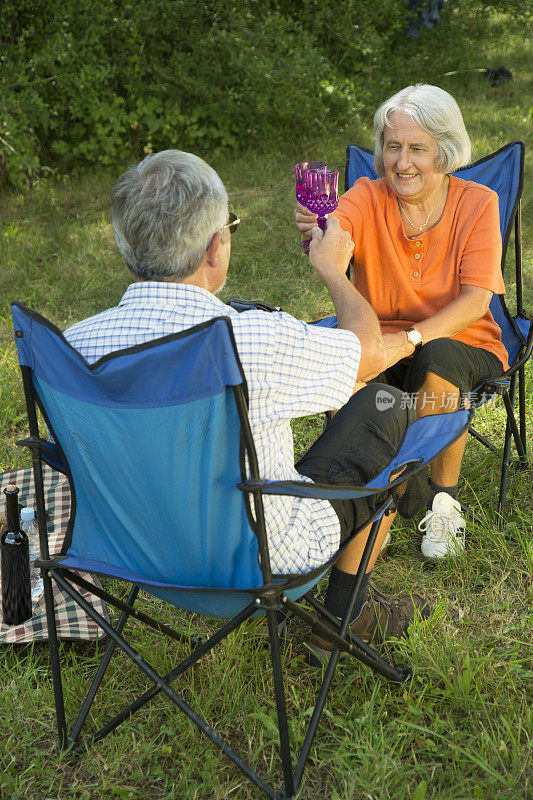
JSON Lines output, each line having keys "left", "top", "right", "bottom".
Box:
{"left": 471, "top": 317, "right": 532, "bottom": 406}
{"left": 362, "top": 408, "right": 472, "bottom": 489}
{"left": 16, "top": 437, "right": 67, "bottom": 473}
{"left": 505, "top": 317, "right": 533, "bottom": 376}
{"left": 240, "top": 408, "right": 473, "bottom": 499}
{"left": 238, "top": 477, "right": 382, "bottom": 500}
{"left": 309, "top": 316, "right": 338, "bottom": 328}
{"left": 470, "top": 379, "right": 511, "bottom": 408}
{"left": 226, "top": 298, "right": 282, "bottom": 313}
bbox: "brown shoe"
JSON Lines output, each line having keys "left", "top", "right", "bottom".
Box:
{"left": 306, "top": 585, "right": 431, "bottom": 664}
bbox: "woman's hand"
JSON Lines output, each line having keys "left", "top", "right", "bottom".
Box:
{"left": 293, "top": 202, "right": 318, "bottom": 239}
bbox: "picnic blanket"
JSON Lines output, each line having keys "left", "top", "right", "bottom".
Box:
{"left": 0, "top": 465, "right": 108, "bottom": 643}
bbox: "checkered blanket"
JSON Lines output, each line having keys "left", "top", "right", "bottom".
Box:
{"left": 0, "top": 465, "right": 108, "bottom": 643}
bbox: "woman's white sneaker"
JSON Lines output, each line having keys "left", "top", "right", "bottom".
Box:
{"left": 418, "top": 492, "right": 466, "bottom": 562}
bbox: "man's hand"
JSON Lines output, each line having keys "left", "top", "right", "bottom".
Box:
{"left": 308, "top": 217, "right": 354, "bottom": 279}
{"left": 307, "top": 217, "right": 385, "bottom": 382}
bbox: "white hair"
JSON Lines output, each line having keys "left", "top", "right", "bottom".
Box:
{"left": 373, "top": 84, "right": 472, "bottom": 176}
{"left": 110, "top": 150, "right": 228, "bottom": 280}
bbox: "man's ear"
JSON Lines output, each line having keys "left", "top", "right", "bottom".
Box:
{"left": 206, "top": 231, "right": 222, "bottom": 268}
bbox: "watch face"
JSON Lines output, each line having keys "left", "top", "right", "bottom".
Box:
{"left": 407, "top": 328, "right": 423, "bottom": 346}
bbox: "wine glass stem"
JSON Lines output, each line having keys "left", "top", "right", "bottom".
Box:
{"left": 317, "top": 216, "right": 327, "bottom": 231}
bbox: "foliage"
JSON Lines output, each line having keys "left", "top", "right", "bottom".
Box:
{"left": 2, "top": 0, "right": 531, "bottom": 187}
{"left": 0, "top": 0, "right": 359, "bottom": 187}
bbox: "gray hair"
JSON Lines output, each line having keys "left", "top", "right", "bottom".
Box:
{"left": 373, "top": 84, "right": 472, "bottom": 176}
{"left": 110, "top": 150, "right": 228, "bottom": 280}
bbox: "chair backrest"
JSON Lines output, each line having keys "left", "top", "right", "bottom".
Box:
{"left": 11, "top": 303, "right": 265, "bottom": 591}
{"left": 344, "top": 141, "right": 526, "bottom": 366}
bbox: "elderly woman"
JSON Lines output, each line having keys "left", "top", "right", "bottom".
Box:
{"left": 294, "top": 84, "right": 506, "bottom": 562}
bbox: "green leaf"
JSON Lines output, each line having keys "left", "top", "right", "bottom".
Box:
{"left": 412, "top": 780, "right": 427, "bottom": 800}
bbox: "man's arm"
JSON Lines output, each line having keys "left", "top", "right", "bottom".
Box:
{"left": 308, "top": 219, "right": 386, "bottom": 382}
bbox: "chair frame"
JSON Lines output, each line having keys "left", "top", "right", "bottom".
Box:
{"left": 14, "top": 304, "right": 471, "bottom": 799}
{"left": 344, "top": 141, "right": 532, "bottom": 520}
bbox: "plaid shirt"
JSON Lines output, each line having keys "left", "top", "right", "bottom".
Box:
{"left": 64, "top": 282, "right": 361, "bottom": 574}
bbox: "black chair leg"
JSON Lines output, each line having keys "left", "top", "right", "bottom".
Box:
{"left": 288, "top": 506, "right": 410, "bottom": 795}
{"left": 30, "top": 447, "right": 68, "bottom": 750}
{"left": 460, "top": 503, "right": 489, "bottom": 529}
{"left": 43, "top": 570, "right": 68, "bottom": 749}
{"left": 518, "top": 366, "right": 527, "bottom": 453}
{"left": 68, "top": 585, "right": 141, "bottom": 748}
{"left": 293, "top": 641, "right": 343, "bottom": 792}
{"left": 502, "top": 390, "right": 528, "bottom": 465}
{"left": 498, "top": 421, "right": 513, "bottom": 522}
{"left": 267, "top": 608, "right": 294, "bottom": 798}
{"left": 498, "top": 390, "right": 529, "bottom": 522}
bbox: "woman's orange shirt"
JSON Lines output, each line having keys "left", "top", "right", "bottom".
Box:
{"left": 332, "top": 175, "right": 508, "bottom": 369}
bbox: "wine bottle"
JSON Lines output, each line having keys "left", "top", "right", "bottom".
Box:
{"left": 1, "top": 484, "right": 32, "bottom": 625}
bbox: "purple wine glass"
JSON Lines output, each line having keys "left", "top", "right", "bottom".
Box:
{"left": 294, "top": 161, "right": 327, "bottom": 205}
{"left": 304, "top": 169, "right": 339, "bottom": 231}
{"left": 298, "top": 168, "right": 339, "bottom": 252}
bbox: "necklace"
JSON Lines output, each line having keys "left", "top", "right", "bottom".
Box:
{"left": 398, "top": 194, "right": 443, "bottom": 233}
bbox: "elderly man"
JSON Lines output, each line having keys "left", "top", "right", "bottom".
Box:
{"left": 64, "top": 150, "right": 430, "bottom": 658}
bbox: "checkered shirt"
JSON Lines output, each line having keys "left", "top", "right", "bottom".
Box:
{"left": 64, "top": 282, "right": 361, "bottom": 575}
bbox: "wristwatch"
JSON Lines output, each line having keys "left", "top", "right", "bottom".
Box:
{"left": 405, "top": 327, "right": 423, "bottom": 352}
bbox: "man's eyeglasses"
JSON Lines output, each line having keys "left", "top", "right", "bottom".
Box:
{"left": 220, "top": 212, "right": 241, "bottom": 235}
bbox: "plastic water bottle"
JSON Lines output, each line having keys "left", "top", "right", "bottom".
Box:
{"left": 1, "top": 485, "right": 32, "bottom": 624}
{"left": 20, "top": 507, "right": 44, "bottom": 602}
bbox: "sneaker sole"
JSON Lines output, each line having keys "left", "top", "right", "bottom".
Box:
{"left": 421, "top": 544, "right": 465, "bottom": 563}
{"left": 421, "top": 552, "right": 441, "bottom": 564}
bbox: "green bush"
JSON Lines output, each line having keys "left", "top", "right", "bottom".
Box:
{"left": 0, "top": 0, "right": 530, "bottom": 188}
{"left": 0, "top": 0, "right": 355, "bottom": 185}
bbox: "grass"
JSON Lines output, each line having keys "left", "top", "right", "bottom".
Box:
{"left": 0, "top": 15, "right": 532, "bottom": 800}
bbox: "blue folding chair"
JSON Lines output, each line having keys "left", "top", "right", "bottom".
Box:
{"left": 11, "top": 301, "right": 473, "bottom": 799}
{"left": 345, "top": 141, "right": 532, "bottom": 520}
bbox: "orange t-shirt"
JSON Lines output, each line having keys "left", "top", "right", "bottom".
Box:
{"left": 332, "top": 175, "right": 508, "bottom": 369}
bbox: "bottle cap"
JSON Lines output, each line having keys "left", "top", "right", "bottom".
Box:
{"left": 20, "top": 507, "right": 35, "bottom": 522}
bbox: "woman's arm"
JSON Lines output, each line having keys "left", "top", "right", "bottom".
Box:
{"left": 384, "top": 284, "right": 493, "bottom": 366}
{"left": 294, "top": 201, "right": 318, "bottom": 239}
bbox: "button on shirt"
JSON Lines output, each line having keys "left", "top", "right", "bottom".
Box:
{"left": 64, "top": 282, "right": 361, "bottom": 575}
